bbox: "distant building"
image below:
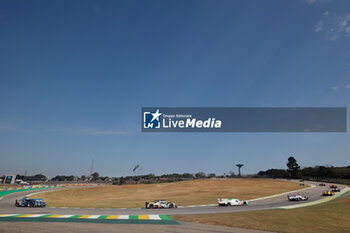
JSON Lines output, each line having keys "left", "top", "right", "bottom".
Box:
{"left": 22, "top": 175, "right": 47, "bottom": 184}
{"left": 3, "top": 175, "right": 16, "bottom": 184}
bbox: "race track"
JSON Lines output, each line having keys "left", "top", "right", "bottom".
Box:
{"left": 0, "top": 181, "right": 345, "bottom": 216}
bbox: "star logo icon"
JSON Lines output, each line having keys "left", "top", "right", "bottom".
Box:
{"left": 151, "top": 109, "right": 162, "bottom": 122}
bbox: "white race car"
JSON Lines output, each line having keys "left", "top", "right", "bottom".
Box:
{"left": 218, "top": 198, "right": 248, "bottom": 206}
{"left": 145, "top": 200, "right": 177, "bottom": 209}
{"left": 287, "top": 194, "right": 308, "bottom": 201}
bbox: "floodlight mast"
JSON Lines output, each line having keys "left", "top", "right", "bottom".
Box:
{"left": 236, "top": 164, "right": 244, "bottom": 177}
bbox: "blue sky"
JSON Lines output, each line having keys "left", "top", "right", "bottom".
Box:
{"left": 0, "top": 0, "right": 349, "bottom": 178}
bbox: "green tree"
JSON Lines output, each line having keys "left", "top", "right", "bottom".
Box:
{"left": 195, "top": 172, "right": 205, "bottom": 179}
{"left": 287, "top": 156, "right": 301, "bottom": 178}
{"left": 119, "top": 176, "right": 126, "bottom": 185}
{"left": 91, "top": 172, "right": 99, "bottom": 181}
{"left": 207, "top": 173, "right": 216, "bottom": 178}
{"left": 229, "top": 171, "right": 236, "bottom": 177}
{"left": 183, "top": 173, "right": 194, "bottom": 179}
{"left": 34, "top": 174, "right": 47, "bottom": 180}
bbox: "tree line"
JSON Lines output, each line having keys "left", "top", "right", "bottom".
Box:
{"left": 48, "top": 171, "right": 233, "bottom": 184}
{"left": 10, "top": 157, "right": 349, "bottom": 184}
{"left": 258, "top": 156, "right": 350, "bottom": 180}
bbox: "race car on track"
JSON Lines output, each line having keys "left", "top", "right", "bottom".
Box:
{"left": 145, "top": 200, "right": 177, "bottom": 209}
{"left": 15, "top": 198, "right": 46, "bottom": 207}
{"left": 330, "top": 185, "right": 337, "bottom": 189}
{"left": 323, "top": 191, "right": 335, "bottom": 196}
{"left": 287, "top": 194, "right": 308, "bottom": 201}
{"left": 331, "top": 187, "right": 340, "bottom": 192}
{"left": 218, "top": 198, "right": 248, "bottom": 206}
{"left": 319, "top": 183, "right": 326, "bottom": 186}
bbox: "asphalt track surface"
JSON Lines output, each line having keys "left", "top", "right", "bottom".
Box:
{"left": 0, "top": 180, "right": 344, "bottom": 215}
{"left": 0, "top": 221, "right": 274, "bottom": 233}
{"left": 0, "top": 180, "right": 346, "bottom": 233}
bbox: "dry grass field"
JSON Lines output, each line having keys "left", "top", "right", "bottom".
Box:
{"left": 173, "top": 191, "right": 350, "bottom": 233}
{"left": 31, "top": 178, "right": 303, "bottom": 208}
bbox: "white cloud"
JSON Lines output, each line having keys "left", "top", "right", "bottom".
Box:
{"left": 345, "top": 26, "right": 350, "bottom": 33}
{"left": 338, "top": 14, "right": 350, "bottom": 31}
{"left": 315, "top": 13, "right": 350, "bottom": 41}
{"left": 328, "top": 35, "right": 339, "bottom": 41}
{"left": 323, "top": 11, "right": 329, "bottom": 16}
{"left": 330, "top": 86, "right": 339, "bottom": 91}
{"left": 329, "top": 84, "right": 350, "bottom": 91}
{"left": 315, "top": 21, "right": 323, "bottom": 32}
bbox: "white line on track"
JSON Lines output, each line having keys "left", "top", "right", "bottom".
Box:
{"left": 247, "top": 184, "right": 316, "bottom": 202}
{"left": 22, "top": 214, "right": 46, "bottom": 218}
{"left": 148, "top": 215, "right": 161, "bottom": 220}
{"left": 56, "top": 215, "right": 74, "bottom": 218}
